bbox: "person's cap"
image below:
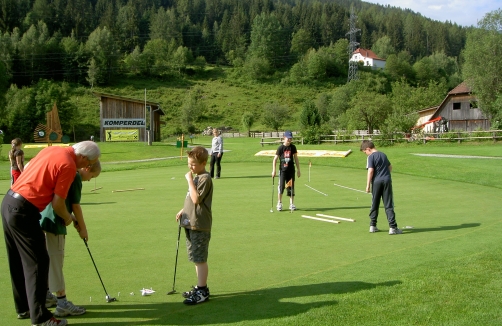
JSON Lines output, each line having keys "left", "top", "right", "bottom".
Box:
{"left": 284, "top": 131, "right": 293, "bottom": 138}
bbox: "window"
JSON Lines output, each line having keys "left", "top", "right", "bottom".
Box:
{"left": 453, "top": 102, "right": 461, "bottom": 110}
{"left": 470, "top": 100, "right": 478, "bottom": 109}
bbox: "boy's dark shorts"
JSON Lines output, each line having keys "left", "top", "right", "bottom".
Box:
{"left": 279, "top": 170, "right": 295, "bottom": 196}
{"left": 184, "top": 228, "right": 211, "bottom": 263}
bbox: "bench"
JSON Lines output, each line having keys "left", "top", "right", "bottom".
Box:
{"left": 259, "top": 137, "right": 304, "bottom": 146}
{"left": 260, "top": 137, "right": 283, "bottom": 147}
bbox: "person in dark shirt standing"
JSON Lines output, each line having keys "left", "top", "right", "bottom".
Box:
{"left": 360, "top": 140, "right": 402, "bottom": 235}
{"left": 272, "top": 131, "right": 301, "bottom": 211}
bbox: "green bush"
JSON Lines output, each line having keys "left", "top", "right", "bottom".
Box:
{"left": 301, "top": 125, "right": 332, "bottom": 144}
{"left": 440, "top": 131, "right": 459, "bottom": 142}
{"left": 471, "top": 129, "right": 489, "bottom": 140}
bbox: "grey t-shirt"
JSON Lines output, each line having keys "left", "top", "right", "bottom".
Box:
{"left": 366, "top": 151, "right": 391, "bottom": 182}
{"left": 180, "top": 171, "right": 213, "bottom": 231}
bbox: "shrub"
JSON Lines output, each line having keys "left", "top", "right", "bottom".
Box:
{"left": 440, "top": 131, "right": 458, "bottom": 142}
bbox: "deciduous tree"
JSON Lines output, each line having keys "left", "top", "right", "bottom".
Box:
{"left": 241, "top": 112, "right": 255, "bottom": 137}
{"left": 462, "top": 9, "right": 502, "bottom": 123}
{"left": 262, "top": 102, "right": 289, "bottom": 136}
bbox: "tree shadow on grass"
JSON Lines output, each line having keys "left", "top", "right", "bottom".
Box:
{"left": 79, "top": 281, "right": 401, "bottom": 325}
{"left": 405, "top": 223, "right": 481, "bottom": 233}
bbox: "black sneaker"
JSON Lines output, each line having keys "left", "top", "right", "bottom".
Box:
{"left": 183, "top": 287, "right": 209, "bottom": 305}
{"left": 17, "top": 311, "right": 29, "bottom": 319}
{"left": 182, "top": 286, "right": 196, "bottom": 298}
{"left": 182, "top": 286, "right": 210, "bottom": 299}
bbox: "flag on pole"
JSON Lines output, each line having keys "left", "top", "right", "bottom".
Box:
{"left": 308, "top": 160, "right": 311, "bottom": 182}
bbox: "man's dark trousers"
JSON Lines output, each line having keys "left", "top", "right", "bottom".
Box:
{"left": 1, "top": 194, "right": 53, "bottom": 324}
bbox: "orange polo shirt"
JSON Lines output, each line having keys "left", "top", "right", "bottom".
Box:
{"left": 12, "top": 146, "right": 77, "bottom": 212}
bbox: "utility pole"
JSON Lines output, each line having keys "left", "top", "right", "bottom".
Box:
{"left": 346, "top": 6, "right": 360, "bottom": 82}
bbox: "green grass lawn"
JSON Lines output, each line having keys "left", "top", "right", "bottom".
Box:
{"left": 1, "top": 139, "right": 502, "bottom": 325}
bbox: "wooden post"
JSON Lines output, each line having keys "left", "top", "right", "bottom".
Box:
{"left": 180, "top": 134, "right": 184, "bottom": 160}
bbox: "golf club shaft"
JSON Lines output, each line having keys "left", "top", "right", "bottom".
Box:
{"left": 83, "top": 240, "right": 110, "bottom": 297}
{"left": 271, "top": 176, "right": 274, "bottom": 211}
{"left": 290, "top": 179, "right": 294, "bottom": 213}
{"left": 171, "top": 224, "right": 181, "bottom": 292}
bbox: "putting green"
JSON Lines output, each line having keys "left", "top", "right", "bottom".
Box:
{"left": 0, "top": 162, "right": 500, "bottom": 325}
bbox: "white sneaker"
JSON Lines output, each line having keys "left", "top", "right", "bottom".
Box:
{"left": 289, "top": 204, "right": 296, "bottom": 210}
{"left": 369, "top": 226, "right": 379, "bottom": 233}
{"left": 389, "top": 228, "right": 403, "bottom": 235}
{"left": 45, "top": 291, "right": 57, "bottom": 308}
{"left": 32, "top": 317, "right": 68, "bottom": 326}
{"left": 276, "top": 202, "right": 282, "bottom": 211}
{"left": 54, "top": 301, "right": 86, "bottom": 316}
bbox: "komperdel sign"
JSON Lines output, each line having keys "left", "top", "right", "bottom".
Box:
{"left": 102, "top": 119, "right": 146, "bottom": 128}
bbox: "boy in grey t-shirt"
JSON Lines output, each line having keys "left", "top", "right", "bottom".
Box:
{"left": 176, "top": 146, "right": 213, "bottom": 304}
{"left": 360, "top": 140, "right": 402, "bottom": 235}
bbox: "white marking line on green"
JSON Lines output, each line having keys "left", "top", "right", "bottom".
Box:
{"left": 412, "top": 153, "right": 502, "bottom": 159}
{"left": 333, "top": 183, "right": 369, "bottom": 194}
{"left": 301, "top": 215, "right": 340, "bottom": 224}
{"left": 304, "top": 184, "right": 328, "bottom": 196}
{"left": 316, "top": 213, "right": 355, "bottom": 222}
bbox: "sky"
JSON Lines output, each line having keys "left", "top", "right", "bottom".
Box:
{"left": 364, "top": 0, "right": 502, "bottom": 27}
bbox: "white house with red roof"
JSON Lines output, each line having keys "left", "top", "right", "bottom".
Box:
{"left": 350, "top": 48, "right": 386, "bottom": 69}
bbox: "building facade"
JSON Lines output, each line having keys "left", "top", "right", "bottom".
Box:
{"left": 94, "top": 93, "right": 165, "bottom": 142}
{"left": 350, "top": 48, "right": 386, "bottom": 69}
{"left": 428, "top": 83, "right": 489, "bottom": 132}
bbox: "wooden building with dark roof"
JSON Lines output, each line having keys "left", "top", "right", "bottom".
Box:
{"left": 428, "top": 82, "right": 489, "bottom": 131}
{"left": 93, "top": 92, "right": 165, "bottom": 142}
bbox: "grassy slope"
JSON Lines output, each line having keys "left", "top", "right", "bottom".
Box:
{"left": 0, "top": 140, "right": 501, "bottom": 325}
{"left": 76, "top": 67, "right": 333, "bottom": 135}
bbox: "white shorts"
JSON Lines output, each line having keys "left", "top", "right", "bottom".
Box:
{"left": 46, "top": 232, "right": 66, "bottom": 293}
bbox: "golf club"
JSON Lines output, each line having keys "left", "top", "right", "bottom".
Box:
{"left": 270, "top": 177, "right": 274, "bottom": 213}
{"left": 167, "top": 222, "right": 182, "bottom": 295}
{"left": 290, "top": 179, "right": 294, "bottom": 213}
{"left": 83, "top": 239, "right": 117, "bottom": 303}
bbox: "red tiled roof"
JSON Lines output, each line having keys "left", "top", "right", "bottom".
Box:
{"left": 448, "top": 82, "right": 471, "bottom": 95}
{"left": 352, "top": 48, "right": 384, "bottom": 60}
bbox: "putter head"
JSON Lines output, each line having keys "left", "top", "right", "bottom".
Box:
{"left": 167, "top": 290, "right": 177, "bottom": 295}
{"left": 270, "top": 209, "right": 273, "bottom": 213}
{"left": 106, "top": 296, "right": 117, "bottom": 303}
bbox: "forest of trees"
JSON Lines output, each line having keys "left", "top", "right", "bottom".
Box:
{"left": 0, "top": 0, "right": 468, "bottom": 86}
{"left": 0, "top": 0, "right": 500, "bottom": 142}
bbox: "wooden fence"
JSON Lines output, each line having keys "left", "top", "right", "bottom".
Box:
{"left": 318, "top": 130, "right": 502, "bottom": 144}
{"left": 218, "top": 130, "right": 502, "bottom": 145}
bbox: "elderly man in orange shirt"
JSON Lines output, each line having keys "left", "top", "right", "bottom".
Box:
{"left": 1, "top": 141, "right": 100, "bottom": 326}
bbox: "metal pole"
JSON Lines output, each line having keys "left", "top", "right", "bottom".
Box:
{"left": 144, "top": 89, "right": 147, "bottom": 144}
